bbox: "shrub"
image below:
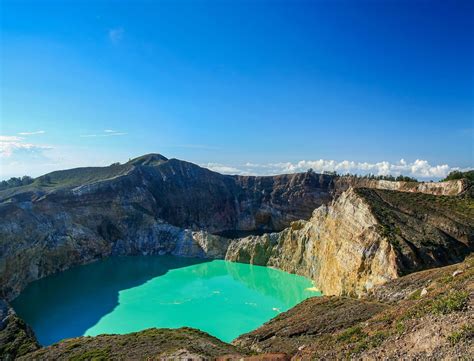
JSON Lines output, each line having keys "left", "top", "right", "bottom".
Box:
{"left": 447, "top": 324, "right": 474, "bottom": 345}
{"left": 431, "top": 291, "right": 469, "bottom": 315}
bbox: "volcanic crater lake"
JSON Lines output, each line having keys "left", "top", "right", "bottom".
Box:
{"left": 12, "top": 256, "right": 320, "bottom": 345}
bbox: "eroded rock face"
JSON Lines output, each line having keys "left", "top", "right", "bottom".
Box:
{"left": 335, "top": 177, "right": 469, "bottom": 196}
{"left": 226, "top": 189, "right": 400, "bottom": 296}
{"left": 0, "top": 203, "right": 229, "bottom": 300}
{"left": 226, "top": 188, "right": 473, "bottom": 296}
{"left": 0, "top": 155, "right": 336, "bottom": 235}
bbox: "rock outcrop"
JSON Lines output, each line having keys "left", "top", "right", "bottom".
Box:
{"left": 0, "top": 300, "right": 39, "bottom": 360}
{"left": 226, "top": 189, "right": 397, "bottom": 296}
{"left": 226, "top": 188, "right": 473, "bottom": 296}
{"left": 335, "top": 177, "right": 469, "bottom": 196}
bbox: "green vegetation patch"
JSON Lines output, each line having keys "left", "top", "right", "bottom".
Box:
{"left": 431, "top": 291, "right": 469, "bottom": 315}
{"left": 68, "top": 347, "right": 111, "bottom": 361}
{"left": 337, "top": 326, "right": 366, "bottom": 342}
{"left": 408, "top": 289, "right": 422, "bottom": 300}
{"left": 336, "top": 326, "right": 388, "bottom": 357}
{"left": 351, "top": 331, "right": 388, "bottom": 354}
{"left": 405, "top": 290, "right": 469, "bottom": 319}
{"left": 442, "top": 170, "right": 474, "bottom": 182}
{"left": 448, "top": 324, "right": 474, "bottom": 345}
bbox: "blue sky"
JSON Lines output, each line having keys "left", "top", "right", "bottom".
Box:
{"left": 1, "top": 0, "right": 473, "bottom": 179}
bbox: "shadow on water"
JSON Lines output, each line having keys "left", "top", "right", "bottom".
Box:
{"left": 11, "top": 255, "right": 209, "bottom": 346}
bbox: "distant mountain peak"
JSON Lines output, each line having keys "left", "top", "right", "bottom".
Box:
{"left": 128, "top": 153, "right": 168, "bottom": 166}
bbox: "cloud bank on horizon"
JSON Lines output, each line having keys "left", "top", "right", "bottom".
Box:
{"left": 202, "top": 159, "right": 466, "bottom": 180}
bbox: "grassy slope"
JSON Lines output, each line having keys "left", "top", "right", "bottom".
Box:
{"left": 0, "top": 153, "right": 172, "bottom": 200}
{"left": 354, "top": 187, "right": 474, "bottom": 274}
{"left": 0, "top": 164, "right": 133, "bottom": 200}
{"left": 18, "top": 328, "right": 247, "bottom": 360}
{"left": 357, "top": 187, "right": 474, "bottom": 226}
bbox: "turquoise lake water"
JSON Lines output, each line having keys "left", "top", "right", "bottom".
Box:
{"left": 12, "top": 256, "right": 320, "bottom": 345}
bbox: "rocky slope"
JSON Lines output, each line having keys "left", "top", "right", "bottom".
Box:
{"left": 226, "top": 187, "right": 473, "bottom": 296}
{"left": 234, "top": 254, "right": 474, "bottom": 360}
{"left": 0, "top": 300, "right": 39, "bottom": 360}
{"left": 16, "top": 328, "right": 247, "bottom": 361}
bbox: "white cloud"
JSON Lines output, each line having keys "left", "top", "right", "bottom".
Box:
{"left": 203, "top": 163, "right": 243, "bottom": 174}
{"left": 18, "top": 130, "right": 45, "bottom": 135}
{"left": 108, "top": 27, "right": 124, "bottom": 44}
{"left": 80, "top": 130, "right": 127, "bottom": 137}
{"left": 0, "top": 135, "right": 23, "bottom": 142}
{"left": 201, "top": 158, "right": 468, "bottom": 179}
{"left": 0, "top": 135, "right": 52, "bottom": 158}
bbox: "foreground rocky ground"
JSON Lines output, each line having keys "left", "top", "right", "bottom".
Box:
{"left": 235, "top": 255, "right": 474, "bottom": 360}
{"left": 3, "top": 255, "right": 472, "bottom": 360}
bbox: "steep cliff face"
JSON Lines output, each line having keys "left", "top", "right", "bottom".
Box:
{"left": 0, "top": 201, "right": 229, "bottom": 301}
{"left": 226, "top": 188, "right": 473, "bottom": 296}
{"left": 226, "top": 189, "right": 399, "bottom": 296}
{"left": 355, "top": 188, "right": 473, "bottom": 273}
